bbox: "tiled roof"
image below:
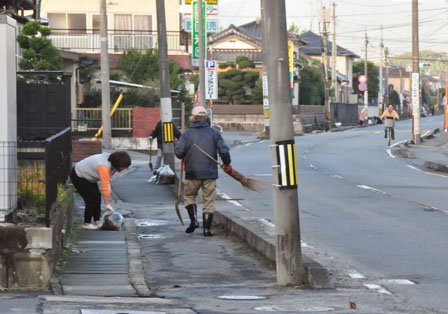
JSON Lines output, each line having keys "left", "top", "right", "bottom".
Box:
{"left": 210, "top": 50, "right": 263, "bottom": 63}
{"left": 300, "top": 31, "right": 359, "bottom": 58}
{"left": 208, "top": 19, "right": 304, "bottom": 47}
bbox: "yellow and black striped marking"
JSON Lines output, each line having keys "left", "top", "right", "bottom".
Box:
{"left": 275, "top": 139, "right": 298, "bottom": 189}
{"left": 163, "top": 122, "right": 175, "bottom": 143}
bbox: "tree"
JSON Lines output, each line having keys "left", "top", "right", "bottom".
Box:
{"left": 16, "top": 20, "right": 63, "bottom": 71}
{"left": 388, "top": 90, "right": 400, "bottom": 106}
{"left": 352, "top": 60, "right": 379, "bottom": 103}
{"left": 299, "top": 57, "right": 324, "bottom": 105}
{"left": 288, "top": 22, "right": 301, "bottom": 34}
{"left": 217, "top": 55, "right": 260, "bottom": 104}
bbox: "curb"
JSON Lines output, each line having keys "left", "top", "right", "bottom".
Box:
{"left": 214, "top": 210, "right": 332, "bottom": 289}
{"left": 124, "top": 218, "right": 152, "bottom": 297}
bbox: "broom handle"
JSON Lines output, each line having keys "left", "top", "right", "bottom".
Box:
{"left": 193, "top": 144, "right": 224, "bottom": 167}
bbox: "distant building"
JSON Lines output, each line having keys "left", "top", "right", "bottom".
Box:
{"left": 299, "top": 31, "right": 359, "bottom": 90}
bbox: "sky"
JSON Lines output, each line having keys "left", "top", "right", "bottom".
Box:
{"left": 217, "top": 0, "right": 448, "bottom": 63}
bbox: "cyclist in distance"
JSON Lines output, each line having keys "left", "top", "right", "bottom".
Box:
{"left": 381, "top": 104, "right": 399, "bottom": 140}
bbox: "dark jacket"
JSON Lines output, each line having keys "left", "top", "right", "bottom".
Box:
{"left": 150, "top": 120, "right": 182, "bottom": 150}
{"left": 175, "top": 120, "right": 231, "bottom": 180}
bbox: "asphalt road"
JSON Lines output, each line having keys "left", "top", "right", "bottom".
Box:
{"left": 217, "top": 116, "right": 448, "bottom": 313}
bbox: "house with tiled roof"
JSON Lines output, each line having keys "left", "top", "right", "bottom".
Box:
{"left": 208, "top": 22, "right": 360, "bottom": 105}
{"left": 299, "top": 31, "right": 359, "bottom": 90}
{"left": 208, "top": 19, "right": 303, "bottom": 70}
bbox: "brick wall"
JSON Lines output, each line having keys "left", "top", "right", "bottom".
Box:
{"left": 133, "top": 107, "right": 160, "bottom": 138}
{"left": 71, "top": 140, "right": 102, "bottom": 163}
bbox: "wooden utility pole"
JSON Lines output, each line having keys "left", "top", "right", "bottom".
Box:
{"left": 100, "top": 0, "right": 112, "bottom": 149}
{"left": 260, "top": 0, "right": 303, "bottom": 286}
{"left": 411, "top": 0, "right": 421, "bottom": 144}
{"left": 156, "top": 0, "right": 175, "bottom": 170}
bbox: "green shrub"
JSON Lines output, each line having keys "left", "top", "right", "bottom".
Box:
{"left": 18, "top": 165, "right": 46, "bottom": 214}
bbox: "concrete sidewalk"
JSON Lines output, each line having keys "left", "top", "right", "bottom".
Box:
{"left": 393, "top": 128, "right": 448, "bottom": 174}
{"left": 40, "top": 130, "right": 444, "bottom": 313}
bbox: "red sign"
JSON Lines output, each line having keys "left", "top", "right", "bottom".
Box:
{"left": 358, "top": 83, "right": 367, "bottom": 92}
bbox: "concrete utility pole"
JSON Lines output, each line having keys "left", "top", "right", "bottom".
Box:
{"left": 260, "top": 0, "right": 303, "bottom": 286}
{"left": 331, "top": 2, "right": 338, "bottom": 103}
{"left": 384, "top": 47, "right": 389, "bottom": 108}
{"left": 378, "top": 26, "right": 384, "bottom": 115}
{"left": 198, "top": 0, "right": 206, "bottom": 107}
{"left": 445, "top": 71, "right": 448, "bottom": 130}
{"left": 319, "top": 6, "right": 331, "bottom": 130}
{"left": 156, "top": 0, "right": 175, "bottom": 170}
{"left": 411, "top": 0, "right": 421, "bottom": 144}
{"left": 34, "top": 0, "right": 41, "bottom": 19}
{"left": 100, "top": 0, "right": 112, "bottom": 149}
{"left": 363, "top": 31, "right": 368, "bottom": 111}
{"left": 260, "top": 5, "right": 270, "bottom": 138}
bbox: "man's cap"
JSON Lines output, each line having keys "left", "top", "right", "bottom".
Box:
{"left": 192, "top": 106, "right": 207, "bottom": 116}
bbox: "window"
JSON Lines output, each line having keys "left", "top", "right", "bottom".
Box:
{"left": 47, "top": 13, "right": 66, "bottom": 33}
{"left": 68, "top": 14, "right": 86, "bottom": 34}
{"left": 92, "top": 14, "right": 100, "bottom": 34}
{"left": 134, "top": 15, "right": 152, "bottom": 49}
{"left": 114, "top": 14, "right": 132, "bottom": 50}
{"left": 47, "top": 13, "right": 86, "bottom": 34}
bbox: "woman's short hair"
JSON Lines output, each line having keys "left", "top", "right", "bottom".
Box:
{"left": 108, "top": 151, "right": 131, "bottom": 169}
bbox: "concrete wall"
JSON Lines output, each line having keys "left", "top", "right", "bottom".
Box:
{"left": 0, "top": 197, "right": 73, "bottom": 289}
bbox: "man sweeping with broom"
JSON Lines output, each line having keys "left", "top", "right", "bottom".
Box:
{"left": 174, "top": 106, "right": 232, "bottom": 236}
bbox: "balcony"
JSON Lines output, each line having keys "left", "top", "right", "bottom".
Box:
{"left": 49, "top": 29, "right": 190, "bottom": 54}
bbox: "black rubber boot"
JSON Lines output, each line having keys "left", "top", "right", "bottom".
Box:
{"left": 185, "top": 204, "right": 199, "bottom": 233}
{"left": 203, "top": 213, "right": 214, "bottom": 237}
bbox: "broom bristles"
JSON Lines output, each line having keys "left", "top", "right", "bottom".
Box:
{"left": 227, "top": 168, "right": 263, "bottom": 192}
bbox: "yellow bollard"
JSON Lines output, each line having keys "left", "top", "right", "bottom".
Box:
{"left": 92, "top": 93, "right": 124, "bottom": 140}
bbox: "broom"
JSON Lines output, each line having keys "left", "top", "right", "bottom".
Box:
{"left": 174, "top": 160, "right": 184, "bottom": 225}
{"left": 193, "top": 144, "right": 263, "bottom": 192}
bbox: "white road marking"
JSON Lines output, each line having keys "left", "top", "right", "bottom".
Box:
{"left": 407, "top": 164, "right": 448, "bottom": 178}
{"left": 300, "top": 241, "right": 314, "bottom": 249}
{"left": 309, "top": 164, "right": 317, "bottom": 170}
{"left": 379, "top": 279, "right": 415, "bottom": 285}
{"left": 331, "top": 174, "right": 343, "bottom": 179}
{"left": 258, "top": 218, "right": 275, "bottom": 229}
{"left": 356, "top": 185, "right": 388, "bottom": 195}
{"left": 217, "top": 191, "right": 248, "bottom": 210}
{"left": 348, "top": 272, "right": 366, "bottom": 279}
{"left": 363, "top": 283, "right": 392, "bottom": 295}
{"left": 386, "top": 148, "right": 395, "bottom": 158}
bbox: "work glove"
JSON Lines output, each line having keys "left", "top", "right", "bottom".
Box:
{"left": 105, "top": 204, "right": 114, "bottom": 212}
{"left": 223, "top": 164, "right": 233, "bottom": 174}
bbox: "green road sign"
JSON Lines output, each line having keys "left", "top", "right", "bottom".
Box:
{"left": 192, "top": 0, "right": 207, "bottom": 65}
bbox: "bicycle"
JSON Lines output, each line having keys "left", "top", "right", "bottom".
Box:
{"left": 384, "top": 116, "right": 395, "bottom": 146}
